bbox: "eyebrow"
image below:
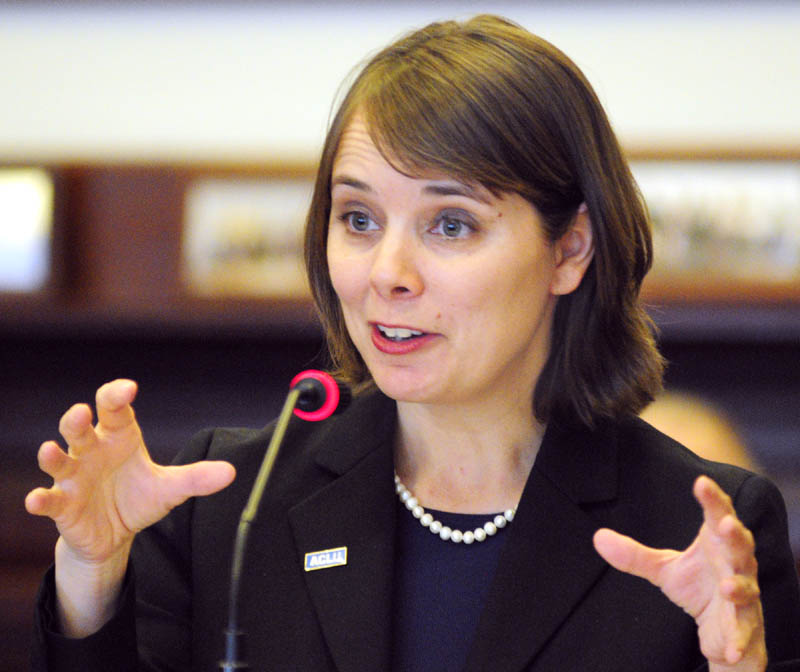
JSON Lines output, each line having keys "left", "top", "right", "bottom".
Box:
{"left": 422, "top": 182, "right": 491, "bottom": 204}
{"left": 331, "top": 175, "right": 372, "bottom": 192}
{"left": 330, "top": 174, "right": 490, "bottom": 204}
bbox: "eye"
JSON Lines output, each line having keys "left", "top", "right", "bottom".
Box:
{"left": 340, "top": 210, "right": 377, "bottom": 233}
{"left": 431, "top": 211, "right": 474, "bottom": 239}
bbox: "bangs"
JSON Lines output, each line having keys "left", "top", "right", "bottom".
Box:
{"left": 350, "top": 30, "right": 582, "bottom": 221}
{"left": 356, "top": 51, "right": 526, "bottom": 197}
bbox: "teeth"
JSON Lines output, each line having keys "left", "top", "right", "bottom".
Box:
{"left": 377, "top": 325, "right": 423, "bottom": 340}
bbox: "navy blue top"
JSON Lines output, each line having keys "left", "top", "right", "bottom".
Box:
{"left": 392, "top": 500, "right": 509, "bottom": 672}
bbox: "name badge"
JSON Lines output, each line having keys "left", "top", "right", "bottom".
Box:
{"left": 304, "top": 546, "right": 348, "bottom": 572}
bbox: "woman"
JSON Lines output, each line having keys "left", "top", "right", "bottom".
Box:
{"left": 27, "top": 15, "right": 800, "bottom": 672}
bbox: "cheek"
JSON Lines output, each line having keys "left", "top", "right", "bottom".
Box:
{"left": 327, "top": 242, "right": 364, "bottom": 305}
{"left": 459, "top": 254, "right": 554, "bottom": 323}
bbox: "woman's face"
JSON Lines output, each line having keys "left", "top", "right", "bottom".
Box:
{"left": 326, "top": 118, "right": 588, "bottom": 410}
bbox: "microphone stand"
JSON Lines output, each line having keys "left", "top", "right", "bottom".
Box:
{"left": 219, "top": 380, "right": 314, "bottom": 671}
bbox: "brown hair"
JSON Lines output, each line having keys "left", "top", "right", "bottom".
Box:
{"left": 305, "top": 14, "right": 664, "bottom": 427}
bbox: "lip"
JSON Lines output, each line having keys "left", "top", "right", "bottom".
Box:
{"left": 370, "top": 322, "right": 438, "bottom": 355}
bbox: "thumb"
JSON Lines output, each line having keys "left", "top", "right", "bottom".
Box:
{"left": 593, "top": 528, "right": 676, "bottom": 585}
{"left": 162, "top": 461, "right": 236, "bottom": 509}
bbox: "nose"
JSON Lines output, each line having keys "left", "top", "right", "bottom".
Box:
{"left": 369, "top": 229, "right": 424, "bottom": 299}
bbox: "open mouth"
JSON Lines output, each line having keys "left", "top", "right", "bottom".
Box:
{"left": 375, "top": 324, "right": 425, "bottom": 342}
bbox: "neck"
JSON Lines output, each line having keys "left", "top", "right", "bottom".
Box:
{"left": 393, "top": 397, "right": 545, "bottom": 514}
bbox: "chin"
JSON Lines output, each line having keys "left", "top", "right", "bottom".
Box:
{"left": 369, "top": 367, "right": 446, "bottom": 404}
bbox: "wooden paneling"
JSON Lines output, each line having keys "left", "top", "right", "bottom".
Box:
{"left": 2, "top": 161, "right": 799, "bottom": 336}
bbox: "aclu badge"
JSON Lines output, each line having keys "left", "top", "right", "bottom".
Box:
{"left": 304, "top": 546, "right": 348, "bottom": 572}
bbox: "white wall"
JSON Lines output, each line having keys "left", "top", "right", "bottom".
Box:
{"left": 1, "top": 2, "right": 799, "bottom": 162}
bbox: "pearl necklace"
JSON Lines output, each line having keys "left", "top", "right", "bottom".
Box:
{"left": 394, "top": 474, "right": 515, "bottom": 545}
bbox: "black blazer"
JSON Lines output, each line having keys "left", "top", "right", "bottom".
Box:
{"left": 35, "top": 390, "right": 800, "bottom": 671}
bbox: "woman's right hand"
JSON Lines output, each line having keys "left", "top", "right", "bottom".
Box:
{"left": 25, "top": 379, "right": 236, "bottom": 636}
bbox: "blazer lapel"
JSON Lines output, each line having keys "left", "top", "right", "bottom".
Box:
{"left": 464, "top": 419, "right": 620, "bottom": 672}
{"left": 288, "top": 391, "right": 398, "bottom": 672}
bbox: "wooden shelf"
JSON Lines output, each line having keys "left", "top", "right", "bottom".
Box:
{"left": 2, "top": 160, "right": 798, "bottom": 340}
{"left": 642, "top": 274, "right": 800, "bottom": 305}
{"left": 0, "top": 292, "right": 321, "bottom": 337}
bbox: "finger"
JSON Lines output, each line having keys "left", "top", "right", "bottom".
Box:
{"left": 161, "top": 461, "right": 236, "bottom": 510}
{"left": 37, "top": 440, "right": 74, "bottom": 480}
{"left": 723, "top": 607, "right": 762, "bottom": 665}
{"left": 25, "top": 486, "right": 67, "bottom": 519}
{"left": 718, "top": 514, "right": 757, "bottom": 575}
{"left": 25, "top": 487, "right": 50, "bottom": 515}
{"left": 58, "top": 403, "right": 97, "bottom": 455}
{"left": 95, "top": 379, "right": 138, "bottom": 432}
{"left": 720, "top": 574, "right": 761, "bottom": 606}
{"left": 725, "top": 643, "right": 745, "bottom": 666}
{"left": 694, "top": 476, "right": 735, "bottom": 532}
{"left": 593, "top": 528, "right": 676, "bottom": 585}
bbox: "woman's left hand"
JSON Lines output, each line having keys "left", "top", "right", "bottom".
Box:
{"left": 593, "top": 475, "right": 766, "bottom": 672}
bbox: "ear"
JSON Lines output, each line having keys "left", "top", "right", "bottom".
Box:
{"left": 550, "top": 203, "right": 595, "bottom": 296}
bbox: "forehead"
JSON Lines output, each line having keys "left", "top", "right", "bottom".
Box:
{"left": 332, "top": 116, "right": 493, "bottom": 202}
{"left": 332, "top": 117, "right": 385, "bottom": 173}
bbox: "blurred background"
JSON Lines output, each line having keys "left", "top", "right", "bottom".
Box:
{"left": 1, "top": 1, "right": 799, "bottom": 669}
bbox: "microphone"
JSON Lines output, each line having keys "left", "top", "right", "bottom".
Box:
{"left": 220, "top": 370, "right": 351, "bottom": 671}
{"left": 289, "top": 369, "right": 351, "bottom": 422}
